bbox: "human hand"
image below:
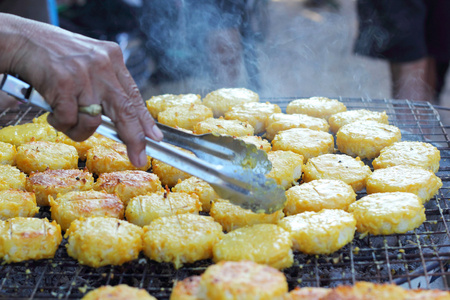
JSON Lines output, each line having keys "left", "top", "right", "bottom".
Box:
{"left": 0, "top": 13, "right": 163, "bottom": 167}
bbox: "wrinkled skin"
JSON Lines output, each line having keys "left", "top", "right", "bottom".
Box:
{"left": 0, "top": 13, "right": 163, "bottom": 167}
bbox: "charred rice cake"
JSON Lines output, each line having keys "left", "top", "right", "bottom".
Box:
{"left": 328, "top": 109, "right": 389, "bottom": 134}
{"left": 0, "top": 217, "right": 62, "bottom": 262}
{"left": 284, "top": 179, "right": 356, "bottom": 215}
{"left": 0, "top": 123, "right": 57, "bottom": 146}
{"left": 372, "top": 141, "right": 441, "bottom": 173}
{"left": 142, "top": 214, "right": 223, "bottom": 269}
{"left": 158, "top": 103, "right": 213, "bottom": 131}
{"left": 266, "top": 150, "right": 304, "bottom": 189}
{"left": 0, "top": 165, "right": 26, "bottom": 191}
{"left": 272, "top": 128, "right": 334, "bottom": 161}
{"left": 0, "top": 141, "right": 16, "bottom": 165}
{"left": 236, "top": 135, "right": 272, "bottom": 152}
{"left": 212, "top": 223, "right": 293, "bottom": 270}
{"left": 16, "top": 141, "right": 78, "bottom": 174}
{"left": 265, "top": 113, "right": 330, "bottom": 141}
{"left": 146, "top": 93, "right": 202, "bottom": 119}
{"left": 348, "top": 192, "right": 426, "bottom": 235}
{"left": 366, "top": 165, "right": 442, "bottom": 204}
{"left": 278, "top": 209, "right": 356, "bottom": 254}
{"left": 0, "top": 189, "right": 39, "bottom": 220}
{"left": 209, "top": 199, "right": 284, "bottom": 232}
{"left": 286, "top": 97, "right": 347, "bottom": 121}
{"left": 49, "top": 190, "right": 124, "bottom": 231}
{"left": 172, "top": 177, "right": 219, "bottom": 213}
{"left": 125, "top": 191, "right": 201, "bottom": 227}
{"left": 303, "top": 154, "right": 372, "bottom": 192}
{"left": 94, "top": 170, "right": 162, "bottom": 206}
{"left": 202, "top": 87, "right": 260, "bottom": 117}
{"left": 82, "top": 284, "right": 156, "bottom": 300}
{"left": 336, "top": 121, "right": 401, "bottom": 159}
{"left": 193, "top": 117, "right": 254, "bottom": 136}
{"left": 26, "top": 168, "right": 95, "bottom": 206}
{"left": 65, "top": 217, "right": 143, "bottom": 268}
{"left": 151, "top": 146, "right": 194, "bottom": 187}
{"left": 224, "top": 102, "right": 282, "bottom": 134}
{"left": 57, "top": 132, "right": 115, "bottom": 161}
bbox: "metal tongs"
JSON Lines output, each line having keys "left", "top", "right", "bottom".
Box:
{"left": 0, "top": 74, "right": 286, "bottom": 213}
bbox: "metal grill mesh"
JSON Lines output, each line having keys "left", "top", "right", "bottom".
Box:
{"left": 0, "top": 98, "right": 449, "bottom": 299}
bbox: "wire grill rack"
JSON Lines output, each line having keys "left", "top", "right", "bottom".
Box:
{"left": 0, "top": 98, "right": 450, "bottom": 299}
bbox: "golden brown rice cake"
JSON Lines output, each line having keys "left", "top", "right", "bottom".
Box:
{"left": 0, "top": 123, "right": 57, "bottom": 146}
{"left": 170, "top": 276, "right": 202, "bottom": 300}
{"left": 213, "top": 223, "right": 293, "bottom": 270}
{"left": 172, "top": 177, "right": 219, "bottom": 212}
{"left": 209, "top": 199, "right": 284, "bottom": 232}
{"left": 151, "top": 146, "right": 194, "bottom": 187}
{"left": 82, "top": 284, "right": 156, "bottom": 300}
{"left": 193, "top": 117, "right": 254, "bottom": 136}
{"left": 125, "top": 191, "right": 201, "bottom": 227}
{"left": 158, "top": 103, "right": 213, "bottom": 131}
{"left": 284, "top": 179, "right": 356, "bottom": 216}
{"left": 0, "top": 217, "right": 62, "bottom": 262}
{"left": 372, "top": 141, "right": 441, "bottom": 173}
{"left": 0, "top": 141, "right": 16, "bottom": 165}
{"left": 0, "top": 164, "right": 26, "bottom": 191}
{"left": 266, "top": 150, "right": 304, "bottom": 189}
{"left": 49, "top": 190, "right": 124, "bottom": 231}
{"left": 86, "top": 142, "right": 151, "bottom": 175}
{"left": 265, "top": 112, "right": 330, "bottom": 141}
{"left": 94, "top": 170, "right": 162, "bottom": 206}
{"left": 32, "top": 112, "right": 50, "bottom": 124}
{"left": 224, "top": 102, "right": 282, "bottom": 134}
{"left": 65, "top": 217, "right": 143, "bottom": 268}
{"left": 197, "top": 261, "right": 288, "bottom": 300}
{"left": 235, "top": 135, "right": 272, "bottom": 152}
{"left": 348, "top": 192, "right": 426, "bottom": 235}
{"left": 202, "top": 87, "right": 259, "bottom": 117}
{"left": 26, "top": 168, "right": 95, "bottom": 206}
{"left": 303, "top": 154, "right": 372, "bottom": 192}
{"left": 146, "top": 93, "right": 201, "bottom": 119}
{"left": 328, "top": 109, "right": 389, "bottom": 133}
{"left": 0, "top": 189, "right": 39, "bottom": 220}
{"left": 16, "top": 141, "right": 78, "bottom": 174}
{"left": 336, "top": 121, "right": 401, "bottom": 159}
{"left": 366, "top": 165, "right": 442, "bottom": 204}
{"left": 143, "top": 214, "right": 223, "bottom": 269}
{"left": 57, "top": 132, "right": 115, "bottom": 161}
{"left": 272, "top": 128, "right": 334, "bottom": 161}
{"left": 286, "top": 97, "right": 347, "bottom": 120}
{"left": 278, "top": 209, "right": 356, "bottom": 255}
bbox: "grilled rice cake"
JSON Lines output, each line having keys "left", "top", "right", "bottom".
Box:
{"left": 224, "top": 102, "right": 282, "bottom": 134}
{"left": 57, "top": 132, "right": 115, "bottom": 161}
{"left": 94, "top": 170, "right": 162, "bottom": 206}
{"left": 366, "top": 165, "right": 442, "bottom": 204}
{"left": 158, "top": 103, "right": 213, "bottom": 131}
{"left": 0, "top": 123, "right": 57, "bottom": 146}
{"left": 265, "top": 112, "right": 330, "bottom": 141}
{"left": 172, "top": 177, "right": 219, "bottom": 213}
{"left": 372, "top": 141, "right": 441, "bottom": 173}
{"left": 86, "top": 142, "right": 151, "bottom": 175}
{"left": 125, "top": 191, "right": 201, "bottom": 227}
{"left": 286, "top": 97, "right": 347, "bottom": 121}
{"left": 303, "top": 154, "right": 372, "bottom": 192}
{"left": 209, "top": 199, "right": 284, "bottom": 232}
{"left": 16, "top": 141, "right": 78, "bottom": 174}
{"left": 213, "top": 223, "right": 293, "bottom": 270}
{"left": 267, "top": 150, "right": 304, "bottom": 190}
{"left": 49, "top": 190, "right": 124, "bottom": 231}
{"left": 336, "top": 121, "right": 401, "bottom": 159}
{"left": 151, "top": 146, "right": 194, "bottom": 187}
{"left": 65, "top": 217, "right": 143, "bottom": 268}
{"left": 32, "top": 112, "right": 50, "bottom": 124}
{"left": 193, "top": 117, "right": 254, "bottom": 136}
{"left": 202, "top": 87, "right": 260, "bottom": 118}
{"left": 82, "top": 284, "right": 157, "bottom": 300}
{"left": 278, "top": 209, "right": 356, "bottom": 255}
{"left": 146, "top": 93, "right": 201, "bottom": 119}
{"left": 328, "top": 109, "right": 389, "bottom": 134}
{"left": 0, "top": 217, "right": 62, "bottom": 263}
{"left": 236, "top": 135, "right": 272, "bottom": 152}
{"left": 170, "top": 276, "right": 202, "bottom": 300}
{"left": 143, "top": 214, "right": 223, "bottom": 269}
{"left": 285, "top": 287, "right": 331, "bottom": 299}
{"left": 348, "top": 192, "right": 426, "bottom": 235}
{"left": 0, "top": 164, "right": 26, "bottom": 191}
{"left": 0, "top": 141, "right": 16, "bottom": 165}
{"left": 26, "top": 168, "right": 94, "bottom": 206}
{"left": 272, "top": 128, "right": 334, "bottom": 161}
{"left": 284, "top": 179, "right": 356, "bottom": 216}
{"left": 0, "top": 189, "right": 38, "bottom": 220}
